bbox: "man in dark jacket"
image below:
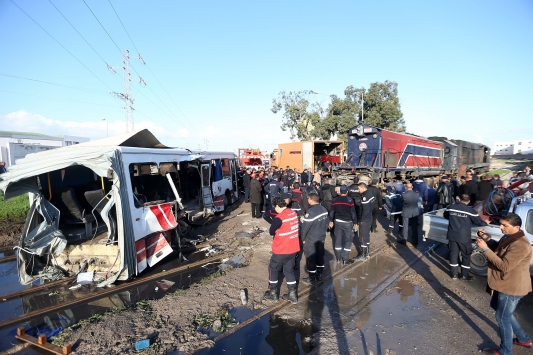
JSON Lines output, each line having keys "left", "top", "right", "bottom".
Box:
{"left": 290, "top": 182, "right": 308, "bottom": 215}
{"left": 329, "top": 186, "right": 357, "bottom": 264}
{"left": 477, "top": 174, "right": 494, "bottom": 202}
{"left": 356, "top": 182, "right": 375, "bottom": 260}
{"left": 367, "top": 179, "right": 383, "bottom": 233}
{"left": 436, "top": 175, "right": 455, "bottom": 209}
{"left": 319, "top": 178, "right": 337, "bottom": 212}
{"left": 385, "top": 185, "right": 403, "bottom": 233}
{"left": 301, "top": 168, "right": 309, "bottom": 185}
{"left": 347, "top": 178, "right": 362, "bottom": 220}
{"left": 400, "top": 183, "right": 420, "bottom": 246}
{"left": 301, "top": 192, "right": 329, "bottom": 284}
{"left": 459, "top": 174, "right": 479, "bottom": 206}
{"left": 243, "top": 168, "right": 252, "bottom": 203}
{"left": 249, "top": 174, "right": 263, "bottom": 218}
{"left": 266, "top": 174, "right": 283, "bottom": 200}
{"left": 444, "top": 194, "right": 487, "bottom": 280}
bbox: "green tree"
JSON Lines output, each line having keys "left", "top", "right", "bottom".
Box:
{"left": 271, "top": 90, "right": 324, "bottom": 141}
{"left": 272, "top": 81, "right": 405, "bottom": 143}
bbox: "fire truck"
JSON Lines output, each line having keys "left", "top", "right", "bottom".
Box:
{"left": 238, "top": 148, "right": 269, "bottom": 169}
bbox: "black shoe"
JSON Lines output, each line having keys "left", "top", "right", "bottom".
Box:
{"left": 451, "top": 274, "right": 458, "bottom": 280}
{"left": 397, "top": 239, "right": 406, "bottom": 245}
{"left": 263, "top": 288, "right": 278, "bottom": 302}
{"left": 461, "top": 274, "right": 474, "bottom": 281}
{"left": 302, "top": 276, "right": 317, "bottom": 285}
{"left": 343, "top": 259, "right": 355, "bottom": 265}
{"left": 355, "top": 254, "right": 366, "bottom": 261}
{"left": 282, "top": 289, "right": 298, "bottom": 304}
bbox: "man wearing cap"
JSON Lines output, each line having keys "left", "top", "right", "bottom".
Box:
{"left": 436, "top": 175, "right": 455, "bottom": 209}
{"left": 263, "top": 197, "right": 300, "bottom": 304}
{"left": 301, "top": 192, "right": 329, "bottom": 284}
{"left": 329, "top": 185, "right": 357, "bottom": 264}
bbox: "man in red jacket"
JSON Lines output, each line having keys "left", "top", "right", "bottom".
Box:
{"left": 263, "top": 197, "right": 301, "bottom": 304}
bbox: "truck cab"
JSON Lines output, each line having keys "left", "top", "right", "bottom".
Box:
{"left": 422, "top": 193, "right": 533, "bottom": 275}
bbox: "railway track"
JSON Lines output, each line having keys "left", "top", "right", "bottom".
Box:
{"left": 0, "top": 252, "right": 232, "bottom": 330}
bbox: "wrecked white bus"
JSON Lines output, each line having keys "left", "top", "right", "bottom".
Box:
{"left": 0, "top": 130, "right": 240, "bottom": 286}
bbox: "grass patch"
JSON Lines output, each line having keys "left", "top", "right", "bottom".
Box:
{"left": 192, "top": 307, "right": 238, "bottom": 333}
{"left": 0, "top": 193, "right": 29, "bottom": 223}
{"left": 488, "top": 169, "right": 511, "bottom": 176}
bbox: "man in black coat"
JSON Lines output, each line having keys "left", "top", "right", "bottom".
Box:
{"left": 329, "top": 186, "right": 357, "bottom": 264}
{"left": 436, "top": 175, "right": 455, "bottom": 209}
{"left": 444, "top": 194, "right": 487, "bottom": 280}
{"left": 319, "top": 178, "right": 337, "bottom": 212}
{"left": 356, "top": 182, "right": 375, "bottom": 260}
{"left": 243, "top": 168, "right": 252, "bottom": 203}
{"left": 367, "top": 179, "right": 383, "bottom": 233}
{"left": 477, "top": 174, "right": 494, "bottom": 202}
{"left": 249, "top": 174, "right": 263, "bottom": 218}
{"left": 459, "top": 174, "right": 479, "bottom": 206}
{"left": 400, "top": 183, "right": 420, "bottom": 246}
{"left": 301, "top": 168, "right": 309, "bottom": 185}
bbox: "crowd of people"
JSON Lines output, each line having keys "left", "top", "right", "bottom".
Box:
{"left": 237, "top": 165, "right": 532, "bottom": 355}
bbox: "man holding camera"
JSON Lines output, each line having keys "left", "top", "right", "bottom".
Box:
{"left": 476, "top": 213, "right": 532, "bottom": 355}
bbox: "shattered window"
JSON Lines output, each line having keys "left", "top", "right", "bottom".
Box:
{"left": 129, "top": 163, "right": 172, "bottom": 207}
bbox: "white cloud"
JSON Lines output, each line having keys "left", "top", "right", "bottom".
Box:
{"left": 0, "top": 110, "right": 292, "bottom": 153}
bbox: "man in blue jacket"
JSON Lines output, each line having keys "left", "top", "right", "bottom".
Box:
{"left": 412, "top": 176, "right": 428, "bottom": 206}
{"left": 385, "top": 185, "right": 403, "bottom": 233}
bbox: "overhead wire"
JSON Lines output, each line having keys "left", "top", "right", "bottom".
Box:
{"left": 0, "top": 73, "right": 111, "bottom": 96}
{"left": 9, "top": 0, "right": 114, "bottom": 92}
{"left": 106, "top": 0, "right": 202, "bottom": 136}
{"left": 0, "top": 89, "right": 123, "bottom": 109}
{"left": 47, "top": 0, "right": 117, "bottom": 74}
{"left": 83, "top": 0, "right": 192, "bottom": 133}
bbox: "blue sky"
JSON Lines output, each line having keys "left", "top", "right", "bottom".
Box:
{"left": 0, "top": 0, "right": 531, "bottom": 152}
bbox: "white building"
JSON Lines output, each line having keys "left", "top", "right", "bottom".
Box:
{"left": 493, "top": 139, "right": 533, "bottom": 155}
{"left": 0, "top": 131, "right": 89, "bottom": 167}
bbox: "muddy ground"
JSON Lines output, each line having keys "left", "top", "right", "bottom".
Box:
{"left": 0, "top": 222, "right": 23, "bottom": 248}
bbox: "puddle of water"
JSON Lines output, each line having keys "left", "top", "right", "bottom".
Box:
{"left": 192, "top": 313, "right": 317, "bottom": 355}
{"left": 0, "top": 261, "right": 41, "bottom": 298}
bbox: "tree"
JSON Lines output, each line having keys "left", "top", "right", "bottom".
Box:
{"left": 321, "top": 81, "right": 405, "bottom": 144}
{"left": 272, "top": 81, "right": 405, "bottom": 143}
{"left": 271, "top": 90, "right": 324, "bottom": 141}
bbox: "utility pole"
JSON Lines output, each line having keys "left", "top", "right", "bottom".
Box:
{"left": 361, "top": 88, "right": 364, "bottom": 123}
{"left": 113, "top": 50, "right": 134, "bottom": 133}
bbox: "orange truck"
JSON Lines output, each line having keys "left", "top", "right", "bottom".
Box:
{"left": 271, "top": 140, "right": 344, "bottom": 172}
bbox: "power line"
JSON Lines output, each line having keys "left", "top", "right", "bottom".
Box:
{"left": 0, "top": 89, "right": 123, "bottom": 108}
{"left": 47, "top": 0, "right": 116, "bottom": 73}
{"left": 106, "top": 0, "right": 202, "bottom": 136}
{"left": 0, "top": 73, "right": 111, "bottom": 95}
{"left": 9, "top": 0, "right": 114, "bottom": 92}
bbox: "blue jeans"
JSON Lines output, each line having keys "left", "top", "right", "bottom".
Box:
{"left": 244, "top": 187, "right": 250, "bottom": 202}
{"left": 491, "top": 291, "right": 530, "bottom": 355}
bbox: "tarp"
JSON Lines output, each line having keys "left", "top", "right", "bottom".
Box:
{"left": 0, "top": 129, "right": 167, "bottom": 199}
